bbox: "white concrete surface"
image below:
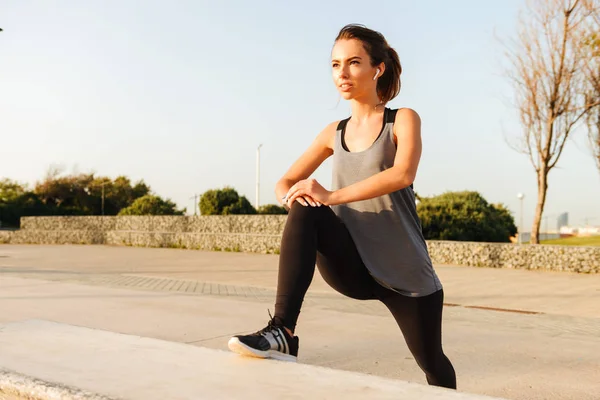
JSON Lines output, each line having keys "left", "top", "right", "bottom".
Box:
{"left": 0, "top": 320, "right": 505, "bottom": 400}
{"left": 1, "top": 244, "right": 600, "bottom": 400}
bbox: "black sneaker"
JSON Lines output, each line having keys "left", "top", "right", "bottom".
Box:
{"left": 228, "top": 315, "right": 299, "bottom": 362}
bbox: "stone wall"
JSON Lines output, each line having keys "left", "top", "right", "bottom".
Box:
{"left": 1, "top": 216, "right": 598, "bottom": 273}
{"left": 427, "top": 240, "right": 597, "bottom": 273}
{"left": 20, "top": 216, "right": 118, "bottom": 232}
{"left": 0, "top": 231, "right": 12, "bottom": 244}
{"left": 21, "top": 215, "right": 286, "bottom": 234}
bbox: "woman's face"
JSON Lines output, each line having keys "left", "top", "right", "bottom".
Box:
{"left": 331, "top": 38, "right": 380, "bottom": 101}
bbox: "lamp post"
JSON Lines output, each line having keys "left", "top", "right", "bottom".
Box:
{"left": 189, "top": 194, "right": 199, "bottom": 216}
{"left": 256, "top": 144, "right": 263, "bottom": 209}
{"left": 517, "top": 193, "right": 524, "bottom": 244}
{"left": 100, "top": 181, "right": 109, "bottom": 216}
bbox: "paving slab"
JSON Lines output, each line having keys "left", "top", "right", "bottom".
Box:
{"left": 0, "top": 320, "right": 505, "bottom": 400}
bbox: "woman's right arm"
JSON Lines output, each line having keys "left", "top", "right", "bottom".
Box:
{"left": 275, "top": 121, "right": 337, "bottom": 206}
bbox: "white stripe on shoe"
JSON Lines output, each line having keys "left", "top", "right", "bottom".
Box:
{"left": 265, "top": 329, "right": 282, "bottom": 352}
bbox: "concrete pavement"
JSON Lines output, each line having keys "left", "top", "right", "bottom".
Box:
{"left": 0, "top": 244, "right": 599, "bottom": 399}
{"left": 1, "top": 244, "right": 599, "bottom": 318}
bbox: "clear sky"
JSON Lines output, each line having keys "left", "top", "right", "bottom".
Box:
{"left": 1, "top": 0, "right": 599, "bottom": 231}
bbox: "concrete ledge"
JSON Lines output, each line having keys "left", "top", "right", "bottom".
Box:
{"left": 0, "top": 320, "right": 505, "bottom": 400}
{"left": 0, "top": 369, "right": 114, "bottom": 400}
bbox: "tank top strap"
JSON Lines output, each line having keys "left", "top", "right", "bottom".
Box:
{"left": 386, "top": 108, "right": 398, "bottom": 124}
{"left": 337, "top": 108, "right": 395, "bottom": 131}
{"left": 336, "top": 117, "right": 350, "bottom": 132}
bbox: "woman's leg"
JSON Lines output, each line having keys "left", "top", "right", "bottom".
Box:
{"left": 274, "top": 202, "right": 377, "bottom": 332}
{"left": 229, "top": 202, "right": 376, "bottom": 361}
{"left": 377, "top": 288, "right": 457, "bottom": 389}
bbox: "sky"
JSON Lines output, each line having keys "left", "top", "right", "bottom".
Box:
{"left": 1, "top": 0, "right": 599, "bottom": 232}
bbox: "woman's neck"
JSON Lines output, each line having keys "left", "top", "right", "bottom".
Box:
{"left": 349, "top": 94, "right": 385, "bottom": 122}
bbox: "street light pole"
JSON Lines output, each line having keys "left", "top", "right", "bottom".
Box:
{"left": 517, "top": 193, "right": 524, "bottom": 244}
{"left": 100, "top": 181, "right": 109, "bottom": 216}
{"left": 256, "top": 144, "right": 263, "bottom": 209}
{"left": 189, "top": 194, "right": 199, "bottom": 216}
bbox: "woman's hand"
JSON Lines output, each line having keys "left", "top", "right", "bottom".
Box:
{"left": 284, "top": 179, "right": 333, "bottom": 208}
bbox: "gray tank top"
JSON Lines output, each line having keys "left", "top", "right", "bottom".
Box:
{"left": 331, "top": 108, "right": 442, "bottom": 297}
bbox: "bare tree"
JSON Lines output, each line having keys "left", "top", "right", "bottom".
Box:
{"left": 580, "top": 1, "right": 600, "bottom": 172}
{"left": 588, "top": 97, "right": 600, "bottom": 173}
{"left": 503, "top": 0, "right": 599, "bottom": 244}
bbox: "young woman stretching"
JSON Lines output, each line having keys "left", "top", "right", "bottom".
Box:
{"left": 228, "top": 24, "right": 456, "bottom": 389}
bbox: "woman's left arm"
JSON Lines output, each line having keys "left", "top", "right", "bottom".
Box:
{"left": 285, "top": 108, "right": 422, "bottom": 207}
{"left": 327, "top": 108, "right": 422, "bottom": 205}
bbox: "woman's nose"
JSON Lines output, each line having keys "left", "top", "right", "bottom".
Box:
{"left": 338, "top": 66, "right": 349, "bottom": 79}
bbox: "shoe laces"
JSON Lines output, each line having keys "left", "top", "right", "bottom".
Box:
{"left": 257, "top": 309, "right": 284, "bottom": 336}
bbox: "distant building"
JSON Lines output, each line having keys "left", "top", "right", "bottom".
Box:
{"left": 557, "top": 212, "right": 569, "bottom": 231}
{"left": 559, "top": 225, "right": 600, "bottom": 236}
{"left": 580, "top": 226, "right": 600, "bottom": 236}
{"left": 559, "top": 226, "right": 578, "bottom": 235}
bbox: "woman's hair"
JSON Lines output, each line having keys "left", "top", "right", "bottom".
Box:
{"left": 335, "top": 24, "right": 402, "bottom": 105}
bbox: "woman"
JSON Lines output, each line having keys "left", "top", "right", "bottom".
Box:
{"left": 228, "top": 23, "right": 456, "bottom": 389}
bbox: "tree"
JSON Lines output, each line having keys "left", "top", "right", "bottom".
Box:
{"left": 88, "top": 176, "right": 150, "bottom": 215}
{"left": 417, "top": 191, "right": 517, "bottom": 242}
{"left": 502, "top": 0, "right": 600, "bottom": 243}
{"left": 581, "top": 2, "right": 600, "bottom": 172}
{"left": 257, "top": 204, "right": 288, "bottom": 214}
{"left": 0, "top": 179, "right": 27, "bottom": 227}
{"left": 118, "top": 194, "right": 185, "bottom": 216}
{"left": 0, "top": 179, "right": 27, "bottom": 202}
{"left": 1, "top": 169, "right": 172, "bottom": 224}
{"left": 34, "top": 167, "right": 151, "bottom": 216}
{"left": 34, "top": 170, "right": 95, "bottom": 215}
{"left": 0, "top": 179, "right": 49, "bottom": 227}
{"left": 199, "top": 187, "right": 257, "bottom": 215}
{"left": 223, "top": 196, "right": 257, "bottom": 215}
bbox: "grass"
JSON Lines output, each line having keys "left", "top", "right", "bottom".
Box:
{"left": 537, "top": 236, "right": 600, "bottom": 246}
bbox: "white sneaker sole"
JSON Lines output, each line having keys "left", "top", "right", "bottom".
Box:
{"left": 228, "top": 337, "right": 297, "bottom": 363}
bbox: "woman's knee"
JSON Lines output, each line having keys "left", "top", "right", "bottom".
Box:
{"left": 286, "top": 202, "right": 329, "bottom": 222}
{"left": 412, "top": 349, "right": 448, "bottom": 376}
{"left": 415, "top": 352, "right": 456, "bottom": 389}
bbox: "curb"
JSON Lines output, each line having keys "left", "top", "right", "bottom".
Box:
{"left": 0, "top": 369, "right": 117, "bottom": 400}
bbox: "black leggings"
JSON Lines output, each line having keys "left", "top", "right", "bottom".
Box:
{"left": 274, "top": 201, "right": 457, "bottom": 389}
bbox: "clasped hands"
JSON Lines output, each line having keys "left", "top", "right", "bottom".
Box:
{"left": 282, "top": 179, "right": 333, "bottom": 208}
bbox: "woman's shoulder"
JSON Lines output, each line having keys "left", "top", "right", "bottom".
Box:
{"left": 392, "top": 107, "right": 421, "bottom": 124}
{"left": 391, "top": 107, "right": 422, "bottom": 139}
{"left": 314, "top": 120, "right": 342, "bottom": 151}
{"left": 320, "top": 120, "right": 343, "bottom": 137}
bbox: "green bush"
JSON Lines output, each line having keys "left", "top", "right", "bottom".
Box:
{"left": 118, "top": 194, "right": 185, "bottom": 216}
{"left": 199, "top": 187, "right": 256, "bottom": 215}
{"left": 417, "top": 191, "right": 517, "bottom": 242}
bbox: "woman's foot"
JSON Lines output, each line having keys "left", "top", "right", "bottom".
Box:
{"left": 228, "top": 316, "right": 299, "bottom": 362}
